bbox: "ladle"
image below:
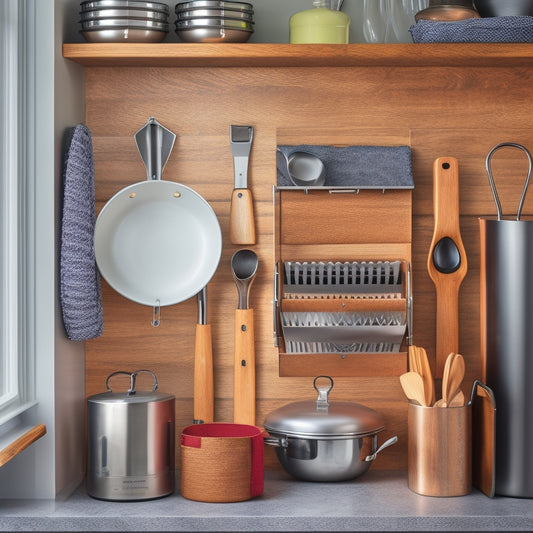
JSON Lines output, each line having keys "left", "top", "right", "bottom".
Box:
{"left": 231, "top": 249, "right": 259, "bottom": 425}
{"left": 277, "top": 149, "right": 326, "bottom": 187}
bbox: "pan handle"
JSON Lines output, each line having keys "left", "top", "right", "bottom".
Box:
{"left": 468, "top": 379, "right": 496, "bottom": 407}
{"left": 485, "top": 142, "right": 532, "bottom": 221}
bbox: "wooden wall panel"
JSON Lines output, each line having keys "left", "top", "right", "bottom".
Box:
{"left": 85, "top": 65, "right": 533, "bottom": 472}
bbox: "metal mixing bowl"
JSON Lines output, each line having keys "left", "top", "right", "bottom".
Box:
{"left": 175, "top": 25, "right": 253, "bottom": 42}
{"left": 175, "top": 16, "right": 253, "bottom": 42}
{"left": 80, "top": 0, "right": 170, "bottom": 14}
{"left": 176, "top": 9, "right": 254, "bottom": 21}
{"left": 81, "top": 18, "right": 169, "bottom": 30}
{"left": 175, "top": 0, "right": 254, "bottom": 13}
{"left": 80, "top": 8, "right": 169, "bottom": 21}
{"left": 81, "top": 27, "right": 168, "bottom": 42}
{"left": 175, "top": 17, "right": 253, "bottom": 29}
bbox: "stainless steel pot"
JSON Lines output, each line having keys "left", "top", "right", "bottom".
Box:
{"left": 264, "top": 376, "right": 397, "bottom": 482}
{"left": 87, "top": 370, "right": 175, "bottom": 501}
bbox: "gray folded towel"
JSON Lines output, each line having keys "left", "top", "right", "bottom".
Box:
{"left": 60, "top": 124, "right": 104, "bottom": 341}
{"left": 410, "top": 16, "right": 533, "bottom": 43}
{"left": 277, "top": 145, "right": 413, "bottom": 188}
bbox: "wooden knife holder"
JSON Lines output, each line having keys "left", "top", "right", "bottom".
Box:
{"left": 274, "top": 187, "right": 413, "bottom": 377}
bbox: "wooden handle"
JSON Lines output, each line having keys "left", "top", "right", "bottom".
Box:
{"left": 230, "top": 188, "right": 256, "bottom": 245}
{"left": 233, "top": 308, "right": 255, "bottom": 425}
{"left": 427, "top": 157, "right": 467, "bottom": 378}
{"left": 0, "top": 424, "right": 47, "bottom": 467}
{"left": 194, "top": 323, "right": 214, "bottom": 424}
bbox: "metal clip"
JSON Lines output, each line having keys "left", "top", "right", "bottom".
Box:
{"left": 152, "top": 299, "right": 161, "bottom": 327}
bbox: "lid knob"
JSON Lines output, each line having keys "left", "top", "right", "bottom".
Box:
{"left": 313, "top": 375, "right": 334, "bottom": 411}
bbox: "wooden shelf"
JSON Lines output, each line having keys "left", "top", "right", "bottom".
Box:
{"left": 63, "top": 42, "right": 533, "bottom": 68}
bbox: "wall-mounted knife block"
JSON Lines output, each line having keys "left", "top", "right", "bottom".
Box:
{"left": 273, "top": 187, "right": 413, "bottom": 378}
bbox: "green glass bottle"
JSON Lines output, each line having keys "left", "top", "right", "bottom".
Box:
{"left": 289, "top": 0, "right": 350, "bottom": 44}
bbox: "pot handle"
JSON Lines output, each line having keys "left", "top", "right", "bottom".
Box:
{"left": 106, "top": 369, "right": 158, "bottom": 395}
{"left": 263, "top": 435, "right": 288, "bottom": 448}
{"left": 364, "top": 435, "right": 398, "bottom": 462}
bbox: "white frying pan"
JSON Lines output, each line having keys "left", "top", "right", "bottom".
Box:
{"left": 94, "top": 118, "right": 222, "bottom": 309}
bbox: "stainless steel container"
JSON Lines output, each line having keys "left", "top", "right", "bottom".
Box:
{"left": 480, "top": 142, "right": 533, "bottom": 498}
{"left": 264, "top": 376, "right": 397, "bottom": 482}
{"left": 87, "top": 370, "right": 175, "bottom": 501}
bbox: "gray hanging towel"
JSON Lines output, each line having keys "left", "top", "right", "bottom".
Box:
{"left": 60, "top": 124, "right": 104, "bottom": 340}
{"left": 410, "top": 16, "right": 533, "bottom": 43}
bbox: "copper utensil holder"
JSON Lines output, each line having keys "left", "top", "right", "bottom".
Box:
{"left": 408, "top": 402, "right": 472, "bottom": 497}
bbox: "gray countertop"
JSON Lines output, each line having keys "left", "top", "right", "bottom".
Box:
{"left": 1, "top": 470, "right": 533, "bottom": 532}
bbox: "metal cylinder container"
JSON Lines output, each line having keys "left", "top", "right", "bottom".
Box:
{"left": 480, "top": 219, "right": 533, "bottom": 498}
{"left": 87, "top": 370, "right": 175, "bottom": 501}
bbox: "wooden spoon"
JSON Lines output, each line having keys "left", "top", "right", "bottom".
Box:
{"left": 400, "top": 371, "right": 427, "bottom": 407}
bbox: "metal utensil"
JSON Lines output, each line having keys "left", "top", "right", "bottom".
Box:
{"left": 193, "top": 286, "right": 214, "bottom": 424}
{"left": 231, "top": 249, "right": 258, "bottom": 425}
{"left": 277, "top": 149, "right": 326, "bottom": 187}
{"left": 229, "top": 126, "right": 256, "bottom": 244}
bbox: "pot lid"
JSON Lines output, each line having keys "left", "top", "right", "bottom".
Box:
{"left": 263, "top": 376, "right": 385, "bottom": 439}
{"left": 87, "top": 370, "right": 175, "bottom": 404}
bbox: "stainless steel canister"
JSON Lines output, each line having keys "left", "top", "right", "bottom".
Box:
{"left": 480, "top": 142, "right": 533, "bottom": 498}
{"left": 87, "top": 370, "right": 175, "bottom": 501}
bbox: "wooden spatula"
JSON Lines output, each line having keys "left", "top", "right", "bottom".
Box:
{"left": 400, "top": 371, "right": 428, "bottom": 407}
{"left": 437, "top": 352, "right": 465, "bottom": 407}
{"left": 416, "top": 346, "right": 435, "bottom": 407}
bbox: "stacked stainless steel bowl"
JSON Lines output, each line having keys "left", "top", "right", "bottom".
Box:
{"left": 79, "top": 0, "right": 170, "bottom": 43}
{"left": 175, "top": 1, "right": 254, "bottom": 43}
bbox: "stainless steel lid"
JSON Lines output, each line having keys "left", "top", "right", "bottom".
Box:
{"left": 263, "top": 376, "right": 385, "bottom": 439}
{"left": 87, "top": 370, "right": 175, "bottom": 405}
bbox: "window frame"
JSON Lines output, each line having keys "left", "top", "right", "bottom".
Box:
{"left": 0, "top": 0, "right": 36, "bottom": 428}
